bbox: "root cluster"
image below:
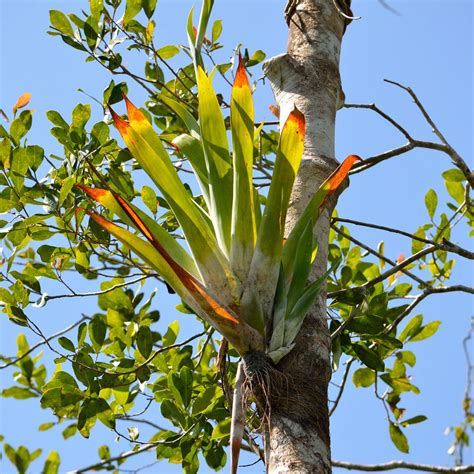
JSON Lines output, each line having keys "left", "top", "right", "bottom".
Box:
{"left": 241, "top": 351, "right": 315, "bottom": 427}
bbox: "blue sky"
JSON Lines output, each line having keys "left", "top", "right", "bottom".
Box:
{"left": 0, "top": 0, "right": 472, "bottom": 473}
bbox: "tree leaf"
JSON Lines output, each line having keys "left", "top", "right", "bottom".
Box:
{"left": 352, "top": 343, "right": 385, "bottom": 372}
{"left": 42, "top": 450, "right": 60, "bottom": 474}
{"left": 192, "top": 386, "right": 216, "bottom": 415}
{"left": 410, "top": 320, "right": 441, "bottom": 342}
{"left": 2, "top": 387, "right": 37, "bottom": 399}
{"left": 442, "top": 168, "right": 465, "bottom": 182}
{"left": 58, "top": 176, "right": 75, "bottom": 207}
{"left": 124, "top": 0, "right": 143, "bottom": 26}
{"left": 211, "top": 19, "right": 222, "bottom": 43}
{"left": 352, "top": 368, "right": 376, "bottom": 388}
{"left": 58, "top": 337, "right": 75, "bottom": 353}
{"left": 156, "top": 45, "right": 180, "bottom": 59}
{"left": 424, "top": 189, "right": 437, "bottom": 220}
{"left": 212, "top": 418, "right": 231, "bottom": 440}
{"left": 389, "top": 422, "right": 409, "bottom": 453}
{"left": 399, "top": 314, "right": 423, "bottom": 342}
{"left": 50, "top": 10, "right": 74, "bottom": 36}
{"left": 401, "top": 415, "right": 427, "bottom": 427}
{"left": 136, "top": 326, "right": 153, "bottom": 358}
{"left": 90, "top": 0, "right": 104, "bottom": 18}
{"left": 141, "top": 185, "right": 158, "bottom": 215}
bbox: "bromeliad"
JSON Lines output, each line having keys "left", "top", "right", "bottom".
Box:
{"left": 77, "top": 36, "right": 360, "bottom": 474}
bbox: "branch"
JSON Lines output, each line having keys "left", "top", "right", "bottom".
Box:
{"left": 328, "top": 224, "right": 430, "bottom": 292}
{"left": 377, "top": 0, "right": 401, "bottom": 16}
{"left": 332, "top": 459, "right": 474, "bottom": 472}
{"left": 387, "top": 79, "right": 473, "bottom": 187}
{"left": 386, "top": 285, "right": 474, "bottom": 334}
{"left": 329, "top": 245, "right": 437, "bottom": 300}
{"left": 68, "top": 443, "right": 155, "bottom": 474}
{"left": 0, "top": 316, "right": 88, "bottom": 369}
{"left": 329, "top": 358, "right": 354, "bottom": 416}
{"left": 43, "top": 274, "right": 159, "bottom": 304}
{"left": 69, "top": 423, "right": 197, "bottom": 473}
{"left": 332, "top": 217, "right": 474, "bottom": 260}
{"left": 344, "top": 80, "right": 474, "bottom": 188}
{"left": 343, "top": 103, "right": 413, "bottom": 141}
{"left": 349, "top": 141, "right": 448, "bottom": 175}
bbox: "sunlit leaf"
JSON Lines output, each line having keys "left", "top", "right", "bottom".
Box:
{"left": 110, "top": 97, "right": 238, "bottom": 303}
{"left": 230, "top": 55, "right": 257, "bottom": 283}
{"left": 197, "top": 66, "right": 233, "bottom": 255}
{"left": 242, "top": 107, "right": 305, "bottom": 320}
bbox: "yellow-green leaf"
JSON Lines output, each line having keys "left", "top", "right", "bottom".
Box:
{"left": 230, "top": 55, "right": 257, "bottom": 283}
{"left": 110, "top": 98, "right": 238, "bottom": 303}
{"left": 197, "top": 66, "right": 233, "bottom": 255}
{"left": 241, "top": 107, "right": 305, "bottom": 319}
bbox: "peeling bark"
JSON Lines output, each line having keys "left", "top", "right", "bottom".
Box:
{"left": 263, "top": 1, "right": 349, "bottom": 472}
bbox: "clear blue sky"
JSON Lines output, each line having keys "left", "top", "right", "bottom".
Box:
{"left": 0, "top": 0, "right": 472, "bottom": 473}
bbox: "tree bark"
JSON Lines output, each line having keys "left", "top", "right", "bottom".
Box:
{"left": 263, "top": 1, "right": 349, "bottom": 472}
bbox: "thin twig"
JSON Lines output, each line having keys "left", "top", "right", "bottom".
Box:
{"left": 328, "top": 245, "right": 438, "bottom": 300}
{"left": 385, "top": 285, "right": 474, "bottom": 334}
{"left": 44, "top": 274, "right": 158, "bottom": 303}
{"left": 329, "top": 359, "right": 354, "bottom": 416}
{"left": 384, "top": 79, "right": 474, "bottom": 187}
{"left": 332, "top": 459, "right": 474, "bottom": 472}
{"left": 329, "top": 224, "right": 429, "bottom": 289}
{"left": 0, "top": 316, "right": 88, "bottom": 369}
{"left": 333, "top": 217, "right": 474, "bottom": 260}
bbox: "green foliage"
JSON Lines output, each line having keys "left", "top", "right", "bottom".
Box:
{"left": 0, "top": 0, "right": 472, "bottom": 471}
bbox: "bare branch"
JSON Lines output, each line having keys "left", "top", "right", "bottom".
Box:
{"left": 377, "top": 0, "right": 401, "bottom": 16}
{"left": 386, "top": 285, "right": 474, "bottom": 334}
{"left": 43, "top": 274, "right": 159, "bottom": 304}
{"left": 67, "top": 443, "right": 156, "bottom": 474}
{"left": 333, "top": 217, "right": 474, "bottom": 260}
{"left": 344, "top": 103, "right": 412, "bottom": 141}
{"left": 384, "top": 79, "right": 474, "bottom": 187}
{"left": 329, "top": 358, "right": 354, "bottom": 416}
{"left": 345, "top": 81, "right": 474, "bottom": 189}
{"left": 332, "top": 459, "right": 474, "bottom": 472}
{"left": 349, "top": 141, "right": 447, "bottom": 176}
{"left": 69, "top": 423, "right": 197, "bottom": 473}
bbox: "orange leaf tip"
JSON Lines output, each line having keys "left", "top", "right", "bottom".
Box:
{"left": 325, "top": 154, "right": 363, "bottom": 194}
{"left": 75, "top": 183, "right": 109, "bottom": 202}
{"left": 122, "top": 94, "right": 147, "bottom": 124}
{"left": 333, "top": 154, "right": 362, "bottom": 185}
{"left": 287, "top": 106, "right": 305, "bottom": 137}
{"left": 108, "top": 106, "right": 130, "bottom": 136}
{"left": 13, "top": 92, "right": 32, "bottom": 114}
{"left": 234, "top": 53, "right": 250, "bottom": 89}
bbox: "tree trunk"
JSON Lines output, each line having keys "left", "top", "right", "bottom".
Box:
{"left": 263, "top": 1, "right": 349, "bottom": 472}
